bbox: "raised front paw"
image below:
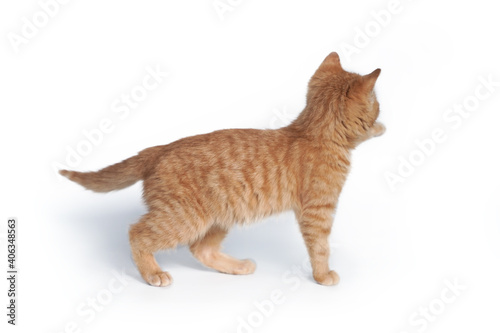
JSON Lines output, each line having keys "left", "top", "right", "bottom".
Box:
{"left": 371, "top": 122, "right": 386, "bottom": 137}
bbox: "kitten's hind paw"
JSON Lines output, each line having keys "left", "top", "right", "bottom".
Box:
{"left": 146, "top": 271, "right": 173, "bottom": 287}
{"left": 314, "top": 270, "right": 340, "bottom": 286}
{"left": 232, "top": 259, "right": 256, "bottom": 275}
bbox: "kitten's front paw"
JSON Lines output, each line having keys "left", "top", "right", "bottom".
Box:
{"left": 146, "top": 271, "right": 173, "bottom": 287}
{"left": 314, "top": 270, "right": 340, "bottom": 286}
{"left": 372, "top": 122, "right": 386, "bottom": 137}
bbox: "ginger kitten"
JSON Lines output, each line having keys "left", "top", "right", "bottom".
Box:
{"left": 60, "top": 52, "right": 385, "bottom": 287}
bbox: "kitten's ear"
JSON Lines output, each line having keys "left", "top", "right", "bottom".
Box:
{"left": 321, "top": 52, "right": 342, "bottom": 70}
{"left": 361, "top": 68, "right": 381, "bottom": 92}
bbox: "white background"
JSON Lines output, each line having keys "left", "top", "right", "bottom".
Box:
{"left": 1, "top": 0, "right": 500, "bottom": 332}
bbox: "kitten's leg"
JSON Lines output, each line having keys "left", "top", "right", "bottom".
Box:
{"left": 366, "top": 122, "right": 386, "bottom": 138}
{"left": 296, "top": 208, "right": 339, "bottom": 286}
{"left": 129, "top": 213, "right": 175, "bottom": 287}
{"left": 371, "top": 122, "right": 386, "bottom": 137}
{"left": 355, "top": 122, "right": 385, "bottom": 145}
{"left": 189, "top": 226, "right": 256, "bottom": 275}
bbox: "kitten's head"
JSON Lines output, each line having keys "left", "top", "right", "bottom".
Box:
{"left": 306, "top": 52, "right": 382, "bottom": 146}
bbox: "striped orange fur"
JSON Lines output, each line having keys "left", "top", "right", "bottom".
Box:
{"left": 61, "top": 52, "right": 385, "bottom": 287}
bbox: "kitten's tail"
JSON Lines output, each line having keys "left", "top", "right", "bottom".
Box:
{"left": 59, "top": 154, "right": 147, "bottom": 193}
